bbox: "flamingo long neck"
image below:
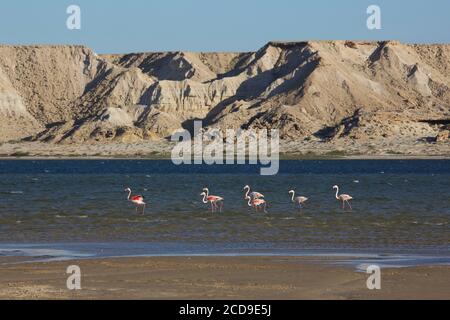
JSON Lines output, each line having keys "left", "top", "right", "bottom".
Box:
{"left": 127, "top": 189, "right": 132, "bottom": 200}
{"left": 247, "top": 196, "right": 252, "bottom": 207}
{"left": 202, "top": 193, "right": 208, "bottom": 204}
{"left": 290, "top": 191, "right": 295, "bottom": 202}
{"left": 204, "top": 189, "right": 209, "bottom": 197}
{"left": 335, "top": 187, "right": 339, "bottom": 200}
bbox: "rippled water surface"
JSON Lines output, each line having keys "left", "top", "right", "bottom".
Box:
{"left": 0, "top": 160, "right": 449, "bottom": 260}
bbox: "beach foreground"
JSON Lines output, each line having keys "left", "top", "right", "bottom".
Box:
{"left": 0, "top": 256, "right": 448, "bottom": 300}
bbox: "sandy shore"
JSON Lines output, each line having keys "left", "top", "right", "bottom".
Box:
{"left": 0, "top": 140, "right": 449, "bottom": 159}
{"left": 0, "top": 256, "right": 448, "bottom": 300}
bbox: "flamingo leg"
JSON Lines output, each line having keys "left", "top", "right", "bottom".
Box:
{"left": 142, "top": 204, "right": 146, "bottom": 215}
{"left": 347, "top": 201, "right": 352, "bottom": 211}
{"left": 263, "top": 203, "right": 268, "bottom": 213}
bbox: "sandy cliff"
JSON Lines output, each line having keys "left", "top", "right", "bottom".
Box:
{"left": 0, "top": 41, "right": 449, "bottom": 153}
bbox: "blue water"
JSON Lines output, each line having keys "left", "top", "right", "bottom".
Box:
{"left": 0, "top": 160, "right": 449, "bottom": 266}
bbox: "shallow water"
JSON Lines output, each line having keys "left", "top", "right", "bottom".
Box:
{"left": 0, "top": 160, "right": 449, "bottom": 265}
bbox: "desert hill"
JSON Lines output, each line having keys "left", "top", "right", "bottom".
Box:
{"left": 0, "top": 41, "right": 448, "bottom": 151}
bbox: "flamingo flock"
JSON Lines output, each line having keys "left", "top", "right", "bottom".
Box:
{"left": 124, "top": 185, "right": 354, "bottom": 215}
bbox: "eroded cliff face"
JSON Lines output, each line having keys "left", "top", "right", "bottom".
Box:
{"left": 0, "top": 41, "right": 449, "bottom": 144}
{"left": 0, "top": 66, "right": 42, "bottom": 141}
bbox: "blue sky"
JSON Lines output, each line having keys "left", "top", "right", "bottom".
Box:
{"left": 0, "top": 0, "right": 449, "bottom": 53}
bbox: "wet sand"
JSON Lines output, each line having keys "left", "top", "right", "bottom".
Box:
{"left": 0, "top": 256, "right": 449, "bottom": 300}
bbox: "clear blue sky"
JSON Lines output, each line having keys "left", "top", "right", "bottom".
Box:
{"left": 0, "top": 0, "right": 449, "bottom": 53}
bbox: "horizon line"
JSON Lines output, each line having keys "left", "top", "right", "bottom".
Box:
{"left": 1, "top": 39, "right": 450, "bottom": 55}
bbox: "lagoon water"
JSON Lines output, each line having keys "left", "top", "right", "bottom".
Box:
{"left": 0, "top": 160, "right": 449, "bottom": 266}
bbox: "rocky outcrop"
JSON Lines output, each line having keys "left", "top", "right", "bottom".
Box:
{"left": 436, "top": 125, "right": 450, "bottom": 142}
{"left": 0, "top": 41, "right": 449, "bottom": 146}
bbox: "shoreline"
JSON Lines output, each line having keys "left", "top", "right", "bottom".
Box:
{"left": 0, "top": 255, "right": 449, "bottom": 299}
{"left": 0, "top": 154, "right": 449, "bottom": 161}
{"left": 1, "top": 242, "right": 449, "bottom": 270}
{"left": 0, "top": 141, "right": 448, "bottom": 161}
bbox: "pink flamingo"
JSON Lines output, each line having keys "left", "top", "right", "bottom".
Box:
{"left": 201, "top": 188, "right": 224, "bottom": 212}
{"left": 289, "top": 190, "right": 308, "bottom": 211}
{"left": 246, "top": 196, "right": 268, "bottom": 213}
{"left": 333, "top": 185, "right": 353, "bottom": 210}
{"left": 243, "top": 185, "right": 264, "bottom": 200}
{"left": 125, "top": 188, "right": 146, "bottom": 214}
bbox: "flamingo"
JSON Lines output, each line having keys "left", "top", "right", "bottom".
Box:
{"left": 246, "top": 196, "right": 268, "bottom": 213}
{"left": 201, "top": 188, "right": 224, "bottom": 212}
{"left": 125, "top": 188, "right": 146, "bottom": 215}
{"left": 333, "top": 185, "right": 353, "bottom": 210}
{"left": 288, "top": 190, "right": 308, "bottom": 210}
{"left": 243, "top": 185, "right": 264, "bottom": 200}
